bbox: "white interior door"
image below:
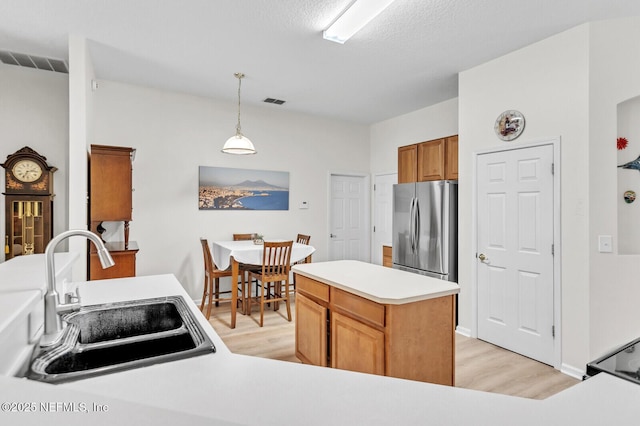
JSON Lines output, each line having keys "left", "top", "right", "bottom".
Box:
{"left": 476, "top": 144, "right": 555, "bottom": 365}
{"left": 329, "top": 174, "right": 368, "bottom": 262}
{"left": 372, "top": 173, "right": 396, "bottom": 265}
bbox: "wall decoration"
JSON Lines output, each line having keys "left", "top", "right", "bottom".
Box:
{"left": 617, "top": 137, "right": 629, "bottom": 150}
{"left": 618, "top": 154, "right": 640, "bottom": 171}
{"left": 494, "top": 110, "right": 525, "bottom": 141}
{"left": 198, "top": 166, "right": 289, "bottom": 210}
{"left": 624, "top": 190, "right": 636, "bottom": 204}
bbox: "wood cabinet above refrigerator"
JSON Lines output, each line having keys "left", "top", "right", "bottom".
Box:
{"left": 397, "top": 135, "right": 458, "bottom": 183}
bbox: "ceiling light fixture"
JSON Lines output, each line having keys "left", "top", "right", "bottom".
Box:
{"left": 222, "top": 72, "right": 256, "bottom": 155}
{"left": 323, "top": 0, "right": 396, "bottom": 44}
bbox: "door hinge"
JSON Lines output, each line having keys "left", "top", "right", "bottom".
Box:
{"left": 552, "top": 325, "right": 555, "bottom": 338}
{"left": 373, "top": 226, "right": 376, "bottom": 232}
{"left": 373, "top": 184, "right": 376, "bottom": 191}
{"left": 551, "top": 163, "right": 555, "bottom": 175}
{"left": 551, "top": 244, "right": 554, "bottom": 256}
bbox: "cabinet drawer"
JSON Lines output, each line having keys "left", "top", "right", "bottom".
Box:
{"left": 331, "top": 288, "right": 385, "bottom": 328}
{"left": 295, "top": 275, "right": 329, "bottom": 303}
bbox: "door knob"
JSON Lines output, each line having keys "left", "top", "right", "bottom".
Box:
{"left": 478, "top": 253, "right": 488, "bottom": 262}
{"left": 330, "top": 234, "right": 336, "bottom": 238}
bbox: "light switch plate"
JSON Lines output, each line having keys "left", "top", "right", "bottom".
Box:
{"left": 598, "top": 235, "right": 612, "bottom": 253}
{"left": 299, "top": 201, "right": 309, "bottom": 209}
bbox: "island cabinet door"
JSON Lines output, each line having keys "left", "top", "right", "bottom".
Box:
{"left": 331, "top": 311, "right": 385, "bottom": 376}
{"left": 295, "top": 292, "right": 328, "bottom": 367}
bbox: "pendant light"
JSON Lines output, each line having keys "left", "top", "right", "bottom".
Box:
{"left": 222, "top": 72, "right": 256, "bottom": 155}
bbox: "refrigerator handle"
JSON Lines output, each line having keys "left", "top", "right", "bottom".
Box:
{"left": 414, "top": 198, "right": 420, "bottom": 252}
{"left": 409, "top": 197, "right": 416, "bottom": 252}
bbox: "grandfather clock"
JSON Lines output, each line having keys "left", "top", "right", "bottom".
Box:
{"left": 2, "top": 147, "right": 57, "bottom": 260}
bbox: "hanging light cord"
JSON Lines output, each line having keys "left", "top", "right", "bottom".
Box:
{"left": 235, "top": 72, "right": 244, "bottom": 136}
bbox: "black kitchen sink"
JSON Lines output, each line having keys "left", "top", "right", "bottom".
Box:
{"left": 72, "top": 300, "right": 185, "bottom": 344}
{"left": 586, "top": 336, "right": 640, "bottom": 385}
{"left": 28, "top": 296, "right": 215, "bottom": 383}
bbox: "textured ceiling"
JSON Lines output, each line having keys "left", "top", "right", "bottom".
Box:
{"left": 2, "top": 0, "right": 640, "bottom": 124}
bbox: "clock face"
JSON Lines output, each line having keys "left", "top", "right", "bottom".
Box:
{"left": 494, "top": 110, "right": 525, "bottom": 141}
{"left": 12, "top": 160, "right": 43, "bottom": 183}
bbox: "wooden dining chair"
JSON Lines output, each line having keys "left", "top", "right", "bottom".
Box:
{"left": 199, "top": 238, "right": 240, "bottom": 320}
{"left": 292, "top": 234, "right": 312, "bottom": 290}
{"left": 233, "top": 233, "right": 253, "bottom": 241}
{"left": 295, "top": 233, "right": 311, "bottom": 263}
{"left": 233, "top": 233, "right": 260, "bottom": 301}
{"left": 247, "top": 240, "right": 293, "bottom": 327}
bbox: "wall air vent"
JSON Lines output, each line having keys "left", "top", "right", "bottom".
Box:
{"left": 0, "top": 50, "right": 69, "bottom": 74}
{"left": 263, "top": 98, "right": 286, "bottom": 105}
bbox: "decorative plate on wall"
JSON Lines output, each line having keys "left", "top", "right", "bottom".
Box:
{"left": 495, "top": 110, "right": 525, "bottom": 141}
{"left": 624, "top": 190, "right": 636, "bottom": 204}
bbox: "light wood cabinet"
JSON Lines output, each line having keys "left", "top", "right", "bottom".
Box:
{"left": 295, "top": 274, "right": 455, "bottom": 385}
{"left": 89, "top": 241, "right": 139, "bottom": 280}
{"left": 295, "top": 292, "right": 328, "bottom": 367}
{"left": 89, "top": 145, "right": 134, "bottom": 224}
{"left": 331, "top": 311, "right": 385, "bottom": 376}
{"left": 445, "top": 135, "right": 458, "bottom": 180}
{"left": 382, "top": 245, "right": 392, "bottom": 267}
{"left": 398, "top": 135, "right": 458, "bottom": 183}
{"left": 398, "top": 144, "right": 417, "bottom": 184}
{"left": 88, "top": 145, "right": 138, "bottom": 280}
{"left": 417, "top": 138, "right": 445, "bottom": 181}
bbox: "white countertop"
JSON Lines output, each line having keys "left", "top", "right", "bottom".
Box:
{"left": 0, "top": 253, "right": 79, "bottom": 376}
{"left": 0, "top": 253, "right": 78, "bottom": 295}
{"left": 292, "top": 260, "right": 459, "bottom": 304}
{"left": 1, "top": 268, "right": 639, "bottom": 425}
{"left": 0, "top": 291, "right": 39, "bottom": 337}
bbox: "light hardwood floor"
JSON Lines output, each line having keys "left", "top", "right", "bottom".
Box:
{"left": 206, "top": 298, "right": 579, "bottom": 400}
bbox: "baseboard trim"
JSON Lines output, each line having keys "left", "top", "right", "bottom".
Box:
{"left": 560, "top": 363, "right": 585, "bottom": 380}
{"left": 455, "top": 326, "right": 471, "bottom": 337}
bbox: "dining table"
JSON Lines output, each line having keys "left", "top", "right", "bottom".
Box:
{"left": 211, "top": 240, "right": 316, "bottom": 328}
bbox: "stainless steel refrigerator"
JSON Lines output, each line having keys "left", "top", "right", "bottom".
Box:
{"left": 392, "top": 180, "right": 458, "bottom": 281}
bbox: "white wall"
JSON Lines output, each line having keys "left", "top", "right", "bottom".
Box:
{"left": 67, "top": 34, "right": 96, "bottom": 280}
{"left": 0, "top": 64, "right": 69, "bottom": 262}
{"left": 370, "top": 98, "right": 458, "bottom": 174}
{"left": 91, "top": 80, "right": 370, "bottom": 297}
{"left": 459, "top": 24, "right": 591, "bottom": 372}
{"left": 588, "top": 17, "right": 640, "bottom": 359}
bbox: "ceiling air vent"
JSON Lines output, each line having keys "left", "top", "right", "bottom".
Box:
{"left": 263, "top": 98, "right": 286, "bottom": 105}
{"left": 0, "top": 50, "right": 69, "bottom": 74}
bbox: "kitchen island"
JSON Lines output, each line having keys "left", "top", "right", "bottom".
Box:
{"left": 292, "top": 260, "right": 459, "bottom": 385}
{"left": 1, "top": 258, "right": 640, "bottom": 425}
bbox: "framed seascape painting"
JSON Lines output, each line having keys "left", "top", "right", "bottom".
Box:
{"left": 198, "top": 166, "right": 290, "bottom": 210}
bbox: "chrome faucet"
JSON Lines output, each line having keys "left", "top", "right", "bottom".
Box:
{"left": 40, "top": 230, "right": 115, "bottom": 347}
